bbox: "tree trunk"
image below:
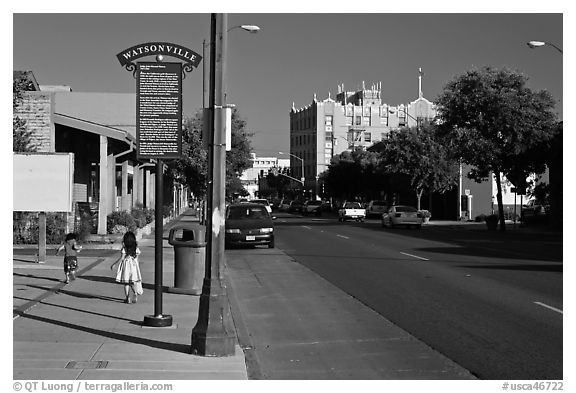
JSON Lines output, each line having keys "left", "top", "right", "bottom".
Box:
{"left": 494, "top": 170, "right": 506, "bottom": 232}
{"left": 416, "top": 189, "right": 423, "bottom": 210}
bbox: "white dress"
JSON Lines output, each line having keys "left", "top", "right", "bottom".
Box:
{"left": 115, "top": 247, "right": 142, "bottom": 284}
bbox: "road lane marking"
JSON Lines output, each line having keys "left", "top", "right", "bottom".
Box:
{"left": 534, "top": 302, "right": 563, "bottom": 314}
{"left": 336, "top": 234, "right": 350, "bottom": 239}
{"left": 400, "top": 252, "right": 429, "bottom": 261}
{"left": 302, "top": 226, "right": 312, "bottom": 230}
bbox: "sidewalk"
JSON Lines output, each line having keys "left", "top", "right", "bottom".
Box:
{"left": 14, "top": 209, "right": 475, "bottom": 380}
{"left": 13, "top": 212, "right": 247, "bottom": 380}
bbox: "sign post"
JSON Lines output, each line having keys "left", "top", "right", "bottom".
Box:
{"left": 117, "top": 43, "right": 201, "bottom": 328}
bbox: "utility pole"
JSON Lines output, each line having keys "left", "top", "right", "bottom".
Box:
{"left": 191, "top": 13, "right": 236, "bottom": 356}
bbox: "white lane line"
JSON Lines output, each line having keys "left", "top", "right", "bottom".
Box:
{"left": 534, "top": 302, "right": 563, "bottom": 314}
{"left": 336, "top": 234, "right": 350, "bottom": 239}
{"left": 302, "top": 226, "right": 312, "bottom": 230}
{"left": 400, "top": 252, "right": 429, "bottom": 261}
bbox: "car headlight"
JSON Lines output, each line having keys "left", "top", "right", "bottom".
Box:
{"left": 226, "top": 229, "right": 241, "bottom": 234}
{"left": 260, "top": 228, "right": 273, "bottom": 233}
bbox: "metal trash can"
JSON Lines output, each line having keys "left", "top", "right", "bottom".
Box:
{"left": 168, "top": 224, "right": 206, "bottom": 295}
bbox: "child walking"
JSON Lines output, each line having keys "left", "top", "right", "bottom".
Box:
{"left": 56, "top": 233, "right": 82, "bottom": 283}
{"left": 110, "top": 231, "right": 142, "bottom": 304}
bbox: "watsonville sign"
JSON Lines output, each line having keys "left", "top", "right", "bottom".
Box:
{"left": 116, "top": 42, "right": 202, "bottom": 76}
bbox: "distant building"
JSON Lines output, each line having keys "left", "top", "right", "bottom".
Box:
{"left": 289, "top": 70, "right": 437, "bottom": 196}
{"left": 240, "top": 153, "right": 290, "bottom": 199}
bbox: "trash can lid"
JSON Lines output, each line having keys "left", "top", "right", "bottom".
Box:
{"left": 168, "top": 224, "right": 206, "bottom": 245}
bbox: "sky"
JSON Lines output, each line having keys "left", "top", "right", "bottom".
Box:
{"left": 11, "top": 7, "right": 565, "bottom": 159}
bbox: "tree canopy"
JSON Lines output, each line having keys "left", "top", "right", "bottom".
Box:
{"left": 167, "top": 107, "right": 253, "bottom": 199}
{"left": 379, "top": 124, "right": 459, "bottom": 209}
{"left": 13, "top": 74, "right": 37, "bottom": 152}
{"left": 436, "top": 66, "right": 558, "bottom": 229}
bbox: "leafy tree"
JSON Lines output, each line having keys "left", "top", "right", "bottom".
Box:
{"left": 436, "top": 66, "right": 557, "bottom": 230}
{"left": 167, "top": 107, "right": 253, "bottom": 199}
{"left": 13, "top": 74, "right": 37, "bottom": 152}
{"left": 323, "top": 149, "right": 383, "bottom": 202}
{"left": 379, "top": 125, "right": 459, "bottom": 210}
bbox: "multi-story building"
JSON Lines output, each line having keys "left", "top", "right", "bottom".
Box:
{"left": 290, "top": 74, "right": 437, "bottom": 196}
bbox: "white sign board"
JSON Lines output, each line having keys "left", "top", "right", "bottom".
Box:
{"left": 13, "top": 153, "right": 74, "bottom": 212}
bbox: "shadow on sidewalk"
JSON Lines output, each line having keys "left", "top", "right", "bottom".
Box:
{"left": 14, "top": 312, "right": 191, "bottom": 354}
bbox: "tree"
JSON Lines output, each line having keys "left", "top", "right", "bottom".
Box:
{"left": 167, "top": 107, "right": 253, "bottom": 199}
{"left": 436, "top": 66, "right": 557, "bottom": 231}
{"left": 13, "top": 74, "right": 37, "bottom": 152}
{"left": 379, "top": 125, "right": 459, "bottom": 210}
{"left": 323, "top": 149, "right": 383, "bottom": 202}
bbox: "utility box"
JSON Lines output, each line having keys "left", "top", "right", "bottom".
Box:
{"left": 168, "top": 224, "right": 206, "bottom": 295}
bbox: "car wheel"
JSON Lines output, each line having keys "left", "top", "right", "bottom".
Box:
{"left": 416, "top": 224, "right": 422, "bottom": 229}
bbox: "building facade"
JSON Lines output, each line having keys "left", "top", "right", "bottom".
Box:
{"left": 240, "top": 153, "right": 290, "bottom": 199}
{"left": 14, "top": 71, "right": 188, "bottom": 235}
{"left": 289, "top": 75, "right": 437, "bottom": 197}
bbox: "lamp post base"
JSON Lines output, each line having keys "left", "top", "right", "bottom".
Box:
{"left": 143, "top": 314, "right": 173, "bottom": 327}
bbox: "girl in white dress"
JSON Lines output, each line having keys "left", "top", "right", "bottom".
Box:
{"left": 110, "top": 231, "right": 142, "bottom": 303}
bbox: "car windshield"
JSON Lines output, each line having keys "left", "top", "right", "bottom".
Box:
{"left": 396, "top": 206, "right": 417, "bottom": 212}
{"left": 227, "top": 206, "right": 269, "bottom": 220}
{"left": 345, "top": 202, "right": 362, "bottom": 209}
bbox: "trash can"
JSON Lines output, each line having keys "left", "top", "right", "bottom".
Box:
{"left": 168, "top": 224, "right": 206, "bottom": 295}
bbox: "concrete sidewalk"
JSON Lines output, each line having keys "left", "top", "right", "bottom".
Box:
{"left": 13, "top": 212, "right": 247, "bottom": 380}
{"left": 14, "top": 209, "right": 476, "bottom": 380}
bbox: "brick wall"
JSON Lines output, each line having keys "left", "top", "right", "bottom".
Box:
{"left": 15, "top": 92, "right": 54, "bottom": 152}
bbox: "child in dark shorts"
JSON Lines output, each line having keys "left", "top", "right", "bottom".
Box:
{"left": 56, "top": 233, "right": 82, "bottom": 283}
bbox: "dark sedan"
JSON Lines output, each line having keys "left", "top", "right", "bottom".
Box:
{"left": 225, "top": 203, "right": 275, "bottom": 248}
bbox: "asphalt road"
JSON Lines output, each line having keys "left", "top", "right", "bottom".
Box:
{"left": 273, "top": 213, "right": 563, "bottom": 380}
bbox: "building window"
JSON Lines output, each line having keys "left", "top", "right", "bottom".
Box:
{"left": 355, "top": 116, "right": 361, "bottom": 126}
{"left": 363, "top": 116, "right": 370, "bottom": 126}
{"left": 364, "top": 132, "right": 372, "bottom": 143}
{"left": 325, "top": 132, "right": 333, "bottom": 142}
{"left": 346, "top": 116, "right": 353, "bottom": 125}
{"left": 325, "top": 115, "right": 333, "bottom": 126}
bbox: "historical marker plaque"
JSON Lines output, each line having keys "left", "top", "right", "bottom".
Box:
{"left": 137, "top": 62, "right": 182, "bottom": 159}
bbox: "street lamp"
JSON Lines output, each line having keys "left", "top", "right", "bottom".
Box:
{"left": 279, "top": 151, "right": 304, "bottom": 184}
{"left": 527, "top": 40, "right": 563, "bottom": 54}
{"left": 203, "top": 24, "right": 260, "bottom": 107}
{"left": 228, "top": 25, "right": 260, "bottom": 33}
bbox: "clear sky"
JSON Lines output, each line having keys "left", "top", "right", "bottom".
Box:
{"left": 11, "top": 7, "right": 564, "bottom": 159}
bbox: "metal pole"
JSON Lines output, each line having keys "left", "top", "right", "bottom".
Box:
{"left": 143, "top": 159, "right": 172, "bottom": 327}
{"left": 202, "top": 39, "right": 207, "bottom": 109}
{"left": 191, "top": 13, "right": 236, "bottom": 356}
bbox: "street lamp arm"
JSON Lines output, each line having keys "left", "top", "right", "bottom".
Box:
{"left": 527, "top": 40, "right": 563, "bottom": 54}
{"left": 276, "top": 172, "right": 304, "bottom": 185}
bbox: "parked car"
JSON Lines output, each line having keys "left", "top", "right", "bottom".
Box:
{"left": 302, "top": 200, "right": 322, "bottom": 216}
{"left": 225, "top": 203, "right": 275, "bottom": 248}
{"left": 338, "top": 202, "right": 366, "bottom": 222}
{"left": 522, "top": 200, "right": 549, "bottom": 219}
{"left": 365, "top": 200, "right": 388, "bottom": 218}
{"left": 279, "top": 199, "right": 292, "bottom": 212}
{"left": 251, "top": 198, "right": 272, "bottom": 214}
{"left": 381, "top": 205, "right": 423, "bottom": 229}
{"left": 288, "top": 200, "right": 304, "bottom": 213}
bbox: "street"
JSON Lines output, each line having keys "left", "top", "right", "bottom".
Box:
{"left": 269, "top": 212, "right": 562, "bottom": 380}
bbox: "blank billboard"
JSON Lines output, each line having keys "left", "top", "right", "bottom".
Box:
{"left": 13, "top": 153, "right": 74, "bottom": 212}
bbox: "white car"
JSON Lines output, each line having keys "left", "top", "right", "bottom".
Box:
{"left": 381, "top": 205, "right": 423, "bottom": 229}
{"left": 251, "top": 199, "right": 272, "bottom": 214}
{"left": 338, "top": 202, "right": 366, "bottom": 222}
